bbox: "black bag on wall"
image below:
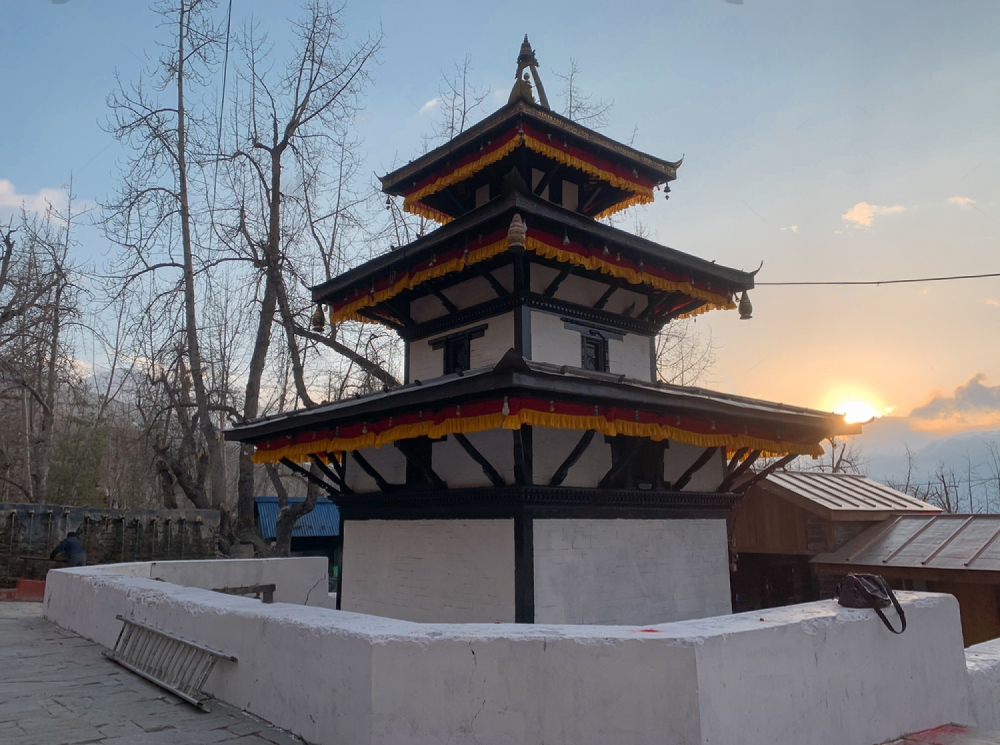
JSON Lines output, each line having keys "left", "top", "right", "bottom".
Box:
{"left": 837, "top": 573, "right": 906, "bottom": 635}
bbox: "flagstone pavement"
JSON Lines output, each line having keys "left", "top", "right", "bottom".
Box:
{"left": 0, "top": 601, "right": 304, "bottom": 745}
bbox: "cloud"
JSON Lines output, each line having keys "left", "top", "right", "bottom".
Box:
{"left": 987, "top": 299, "right": 999, "bottom": 307}
{"left": 418, "top": 98, "right": 440, "bottom": 115}
{"left": 780, "top": 225, "right": 798, "bottom": 232}
{"left": 947, "top": 196, "right": 976, "bottom": 208}
{"left": 908, "top": 374, "right": 1000, "bottom": 433}
{"left": 841, "top": 201, "right": 906, "bottom": 227}
{"left": 0, "top": 179, "right": 67, "bottom": 214}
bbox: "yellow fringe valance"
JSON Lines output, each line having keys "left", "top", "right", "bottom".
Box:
{"left": 399, "top": 125, "right": 658, "bottom": 226}
{"left": 522, "top": 234, "right": 735, "bottom": 312}
{"left": 328, "top": 238, "right": 509, "bottom": 325}
{"left": 252, "top": 398, "right": 823, "bottom": 464}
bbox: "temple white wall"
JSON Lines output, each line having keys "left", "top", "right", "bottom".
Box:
{"left": 532, "top": 427, "right": 612, "bottom": 487}
{"left": 529, "top": 309, "right": 653, "bottom": 381}
{"left": 529, "top": 265, "right": 649, "bottom": 316}
{"left": 532, "top": 518, "right": 732, "bottom": 624}
{"left": 432, "top": 430, "right": 515, "bottom": 487}
{"left": 340, "top": 519, "right": 515, "bottom": 622}
{"left": 344, "top": 444, "right": 407, "bottom": 491}
{"left": 407, "top": 312, "right": 515, "bottom": 382}
{"left": 966, "top": 638, "right": 1000, "bottom": 729}
{"left": 44, "top": 565, "right": 975, "bottom": 745}
{"left": 666, "top": 441, "right": 726, "bottom": 491}
{"left": 608, "top": 333, "right": 653, "bottom": 380}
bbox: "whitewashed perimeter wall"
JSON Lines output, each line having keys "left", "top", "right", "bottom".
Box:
{"left": 341, "top": 519, "right": 515, "bottom": 622}
{"left": 407, "top": 311, "right": 515, "bottom": 382}
{"left": 95, "top": 557, "right": 328, "bottom": 605}
{"left": 43, "top": 567, "right": 975, "bottom": 745}
{"left": 533, "top": 519, "right": 732, "bottom": 624}
{"left": 529, "top": 309, "right": 652, "bottom": 382}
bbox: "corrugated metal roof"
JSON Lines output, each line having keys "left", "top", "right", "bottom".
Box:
{"left": 812, "top": 514, "right": 1000, "bottom": 572}
{"left": 254, "top": 497, "right": 340, "bottom": 540}
{"left": 761, "top": 471, "right": 941, "bottom": 518}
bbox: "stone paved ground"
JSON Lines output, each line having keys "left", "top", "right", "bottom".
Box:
{"left": 0, "top": 602, "right": 305, "bottom": 745}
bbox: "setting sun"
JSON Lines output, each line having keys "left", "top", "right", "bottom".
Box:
{"left": 834, "top": 400, "right": 879, "bottom": 424}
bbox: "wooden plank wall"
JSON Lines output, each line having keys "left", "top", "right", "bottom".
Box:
{"left": 732, "top": 489, "right": 813, "bottom": 555}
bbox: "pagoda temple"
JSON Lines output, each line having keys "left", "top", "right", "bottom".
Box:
{"left": 226, "top": 38, "right": 860, "bottom": 626}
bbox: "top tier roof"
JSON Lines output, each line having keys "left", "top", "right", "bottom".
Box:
{"left": 380, "top": 39, "right": 680, "bottom": 224}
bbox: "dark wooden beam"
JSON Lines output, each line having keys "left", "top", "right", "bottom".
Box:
{"left": 279, "top": 457, "right": 339, "bottom": 498}
{"left": 581, "top": 185, "right": 603, "bottom": 213}
{"left": 513, "top": 506, "right": 534, "bottom": 623}
{"left": 474, "top": 263, "right": 509, "bottom": 297}
{"left": 717, "top": 450, "right": 761, "bottom": 492}
{"left": 395, "top": 439, "right": 448, "bottom": 489}
{"left": 593, "top": 284, "right": 618, "bottom": 311}
{"left": 350, "top": 451, "right": 393, "bottom": 492}
{"left": 356, "top": 308, "right": 405, "bottom": 333}
{"left": 542, "top": 267, "right": 573, "bottom": 298}
{"left": 733, "top": 454, "right": 798, "bottom": 494}
{"left": 513, "top": 426, "right": 533, "bottom": 485}
{"left": 549, "top": 430, "right": 596, "bottom": 487}
{"left": 660, "top": 299, "right": 705, "bottom": 324}
{"left": 533, "top": 164, "right": 562, "bottom": 196}
{"left": 381, "top": 297, "right": 416, "bottom": 328}
{"left": 672, "top": 447, "right": 719, "bottom": 491}
{"left": 431, "top": 289, "right": 459, "bottom": 315}
{"left": 323, "top": 453, "right": 354, "bottom": 494}
{"left": 308, "top": 454, "right": 344, "bottom": 495}
{"left": 599, "top": 437, "right": 643, "bottom": 488}
{"left": 453, "top": 432, "right": 506, "bottom": 487}
{"left": 727, "top": 448, "right": 750, "bottom": 474}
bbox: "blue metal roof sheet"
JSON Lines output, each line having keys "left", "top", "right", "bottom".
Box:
{"left": 254, "top": 497, "right": 340, "bottom": 540}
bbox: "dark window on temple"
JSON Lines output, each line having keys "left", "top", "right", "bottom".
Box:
{"left": 444, "top": 336, "right": 470, "bottom": 374}
{"left": 430, "top": 325, "right": 487, "bottom": 375}
{"left": 581, "top": 333, "right": 609, "bottom": 372}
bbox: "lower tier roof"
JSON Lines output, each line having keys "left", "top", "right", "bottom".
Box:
{"left": 225, "top": 349, "right": 859, "bottom": 463}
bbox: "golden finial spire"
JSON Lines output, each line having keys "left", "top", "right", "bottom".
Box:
{"left": 508, "top": 35, "right": 550, "bottom": 110}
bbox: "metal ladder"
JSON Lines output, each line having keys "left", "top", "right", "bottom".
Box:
{"left": 103, "top": 615, "right": 237, "bottom": 711}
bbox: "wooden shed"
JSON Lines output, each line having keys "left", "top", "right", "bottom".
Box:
{"left": 730, "top": 471, "right": 940, "bottom": 612}
{"left": 812, "top": 514, "right": 1000, "bottom": 646}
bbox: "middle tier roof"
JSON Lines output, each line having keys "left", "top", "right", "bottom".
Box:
{"left": 314, "top": 187, "right": 754, "bottom": 335}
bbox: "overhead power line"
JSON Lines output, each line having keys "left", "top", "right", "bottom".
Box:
{"left": 756, "top": 272, "right": 1000, "bottom": 287}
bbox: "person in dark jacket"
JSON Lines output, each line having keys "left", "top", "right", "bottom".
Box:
{"left": 50, "top": 532, "right": 87, "bottom": 567}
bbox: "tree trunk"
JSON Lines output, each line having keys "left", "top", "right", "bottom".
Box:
{"left": 175, "top": 0, "right": 227, "bottom": 508}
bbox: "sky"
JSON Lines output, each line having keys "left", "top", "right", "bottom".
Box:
{"left": 1, "top": 0, "right": 998, "bottom": 475}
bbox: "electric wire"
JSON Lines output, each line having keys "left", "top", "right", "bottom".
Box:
{"left": 755, "top": 272, "right": 1000, "bottom": 287}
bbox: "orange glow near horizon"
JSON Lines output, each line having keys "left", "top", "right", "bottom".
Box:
{"left": 834, "top": 399, "right": 879, "bottom": 424}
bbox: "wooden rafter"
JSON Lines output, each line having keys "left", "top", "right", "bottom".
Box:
{"left": 727, "top": 448, "right": 750, "bottom": 474}
{"left": 673, "top": 447, "right": 719, "bottom": 491}
{"left": 732, "top": 454, "right": 798, "bottom": 494}
{"left": 599, "top": 437, "right": 643, "bottom": 488}
{"left": 395, "top": 439, "right": 448, "bottom": 489}
{"left": 543, "top": 267, "right": 573, "bottom": 298}
{"left": 717, "top": 450, "right": 761, "bottom": 492}
{"left": 453, "top": 432, "right": 506, "bottom": 487}
{"left": 279, "top": 457, "right": 340, "bottom": 498}
{"left": 474, "top": 263, "right": 509, "bottom": 297}
{"left": 549, "top": 430, "right": 596, "bottom": 487}
{"left": 350, "top": 451, "right": 392, "bottom": 492}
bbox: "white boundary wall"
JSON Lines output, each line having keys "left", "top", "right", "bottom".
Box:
{"left": 43, "top": 561, "right": 976, "bottom": 745}
{"left": 967, "top": 638, "right": 1000, "bottom": 729}
{"left": 98, "top": 557, "right": 329, "bottom": 605}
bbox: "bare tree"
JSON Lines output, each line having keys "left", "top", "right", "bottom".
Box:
{"left": 423, "top": 55, "right": 490, "bottom": 146}
{"left": 553, "top": 58, "right": 612, "bottom": 128}
{"left": 102, "top": 0, "right": 229, "bottom": 511}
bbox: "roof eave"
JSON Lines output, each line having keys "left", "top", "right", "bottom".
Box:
{"left": 380, "top": 100, "right": 680, "bottom": 194}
